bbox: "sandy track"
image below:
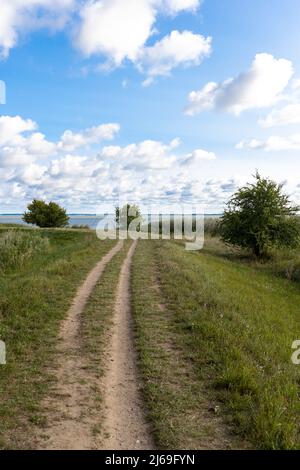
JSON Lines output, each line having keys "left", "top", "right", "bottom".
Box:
{"left": 36, "top": 240, "right": 124, "bottom": 450}
{"left": 101, "top": 240, "right": 155, "bottom": 450}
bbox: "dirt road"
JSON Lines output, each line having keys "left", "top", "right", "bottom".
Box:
{"left": 101, "top": 240, "right": 154, "bottom": 450}
{"left": 36, "top": 241, "right": 124, "bottom": 450}
{"left": 35, "top": 239, "right": 153, "bottom": 450}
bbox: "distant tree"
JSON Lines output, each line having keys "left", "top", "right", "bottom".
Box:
{"left": 23, "top": 200, "right": 69, "bottom": 228}
{"left": 220, "top": 173, "right": 300, "bottom": 258}
{"left": 115, "top": 204, "right": 142, "bottom": 231}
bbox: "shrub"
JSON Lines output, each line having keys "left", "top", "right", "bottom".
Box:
{"left": 23, "top": 200, "right": 69, "bottom": 228}
{"left": 0, "top": 230, "right": 49, "bottom": 272}
{"left": 220, "top": 173, "right": 300, "bottom": 258}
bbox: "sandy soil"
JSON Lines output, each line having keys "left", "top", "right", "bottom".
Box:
{"left": 35, "top": 240, "right": 124, "bottom": 450}
{"left": 101, "top": 240, "right": 155, "bottom": 450}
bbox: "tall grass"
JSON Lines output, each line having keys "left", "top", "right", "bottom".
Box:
{"left": 203, "top": 235, "right": 300, "bottom": 283}
{"left": 0, "top": 230, "right": 49, "bottom": 272}
{"left": 204, "top": 217, "right": 221, "bottom": 236}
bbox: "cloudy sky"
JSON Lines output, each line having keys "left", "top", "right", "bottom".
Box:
{"left": 0, "top": 0, "right": 300, "bottom": 213}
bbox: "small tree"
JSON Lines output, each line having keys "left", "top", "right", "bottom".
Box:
{"left": 220, "top": 173, "right": 300, "bottom": 258}
{"left": 23, "top": 200, "right": 69, "bottom": 228}
{"left": 115, "top": 204, "right": 142, "bottom": 231}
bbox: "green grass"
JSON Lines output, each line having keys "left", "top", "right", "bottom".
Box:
{"left": 203, "top": 234, "right": 300, "bottom": 288}
{"left": 0, "top": 228, "right": 115, "bottom": 449}
{"left": 132, "top": 240, "right": 245, "bottom": 450}
{"left": 132, "top": 238, "right": 300, "bottom": 450}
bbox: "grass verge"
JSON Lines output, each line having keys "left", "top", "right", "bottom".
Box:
{"left": 132, "top": 239, "right": 300, "bottom": 450}
{"left": 132, "top": 240, "right": 246, "bottom": 450}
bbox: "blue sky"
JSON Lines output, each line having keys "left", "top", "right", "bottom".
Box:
{"left": 1, "top": 0, "right": 300, "bottom": 213}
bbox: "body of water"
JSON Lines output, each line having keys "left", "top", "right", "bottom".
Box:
{"left": 0, "top": 214, "right": 221, "bottom": 229}
{"left": 0, "top": 215, "right": 106, "bottom": 229}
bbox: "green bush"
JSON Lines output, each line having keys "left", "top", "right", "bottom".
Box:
{"left": 23, "top": 199, "right": 69, "bottom": 228}
{"left": 220, "top": 173, "right": 300, "bottom": 258}
{"left": 0, "top": 230, "right": 49, "bottom": 272}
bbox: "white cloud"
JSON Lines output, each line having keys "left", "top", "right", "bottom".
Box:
{"left": 0, "top": 146, "right": 38, "bottom": 167}
{"left": 76, "top": 0, "right": 155, "bottom": 65}
{"left": 76, "top": 1, "right": 208, "bottom": 80}
{"left": 161, "top": 0, "right": 201, "bottom": 13}
{"left": 185, "top": 53, "right": 294, "bottom": 116}
{"left": 98, "top": 139, "right": 178, "bottom": 170}
{"left": 1, "top": 114, "right": 223, "bottom": 210}
{"left": 0, "top": 0, "right": 203, "bottom": 62}
{"left": 24, "top": 132, "right": 57, "bottom": 156}
{"left": 236, "top": 134, "right": 300, "bottom": 151}
{"left": 169, "top": 137, "right": 181, "bottom": 149}
{"left": 137, "top": 30, "right": 211, "bottom": 78}
{"left": 0, "top": 0, "right": 207, "bottom": 82}
{"left": 142, "top": 77, "right": 155, "bottom": 88}
{"left": 0, "top": 115, "right": 36, "bottom": 145}
{"left": 0, "top": 0, "right": 75, "bottom": 58}
{"left": 21, "top": 163, "right": 47, "bottom": 185}
{"left": 0, "top": 116, "right": 60, "bottom": 167}
{"left": 259, "top": 104, "right": 300, "bottom": 128}
{"left": 0, "top": 116, "right": 120, "bottom": 170}
{"left": 58, "top": 123, "right": 120, "bottom": 152}
{"left": 49, "top": 154, "right": 97, "bottom": 178}
{"left": 258, "top": 80, "right": 300, "bottom": 128}
{"left": 182, "top": 148, "right": 216, "bottom": 165}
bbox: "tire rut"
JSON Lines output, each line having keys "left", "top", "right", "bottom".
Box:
{"left": 101, "top": 240, "right": 155, "bottom": 450}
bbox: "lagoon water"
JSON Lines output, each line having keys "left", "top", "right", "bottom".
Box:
{"left": 0, "top": 214, "right": 220, "bottom": 229}
{"left": 0, "top": 214, "right": 106, "bottom": 229}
